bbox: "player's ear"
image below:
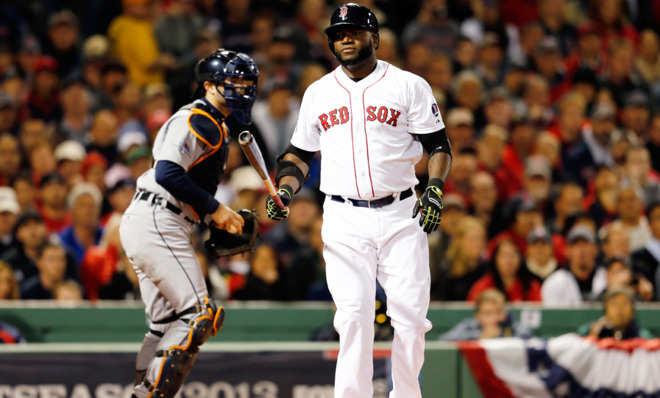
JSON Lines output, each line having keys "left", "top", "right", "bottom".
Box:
{"left": 373, "top": 33, "right": 379, "bottom": 50}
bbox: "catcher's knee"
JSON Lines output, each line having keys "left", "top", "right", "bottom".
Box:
{"left": 146, "top": 297, "right": 225, "bottom": 398}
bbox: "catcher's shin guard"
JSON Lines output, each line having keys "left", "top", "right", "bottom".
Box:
{"left": 145, "top": 297, "right": 225, "bottom": 398}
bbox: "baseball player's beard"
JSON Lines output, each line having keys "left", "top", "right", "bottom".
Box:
{"left": 338, "top": 43, "right": 374, "bottom": 67}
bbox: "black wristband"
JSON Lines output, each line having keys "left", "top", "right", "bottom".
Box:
{"left": 279, "top": 184, "right": 294, "bottom": 198}
{"left": 428, "top": 178, "right": 445, "bottom": 191}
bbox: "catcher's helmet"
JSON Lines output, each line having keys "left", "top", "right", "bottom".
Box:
{"left": 194, "top": 48, "right": 237, "bottom": 85}
{"left": 325, "top": 3, "right": 379, "bottom": 53}
{"left": 220, "top": 53, "right": 260, "bottom": 124}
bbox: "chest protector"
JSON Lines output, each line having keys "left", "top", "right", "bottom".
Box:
{"left": 186, "top": 102, "right": 230, "bottom": 195}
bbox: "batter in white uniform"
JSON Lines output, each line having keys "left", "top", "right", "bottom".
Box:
{"left": 120, "top": 50, "right": 259, "bottom": 398}
{"left": 266, "top": 4, "right": 453, "bottom": 397}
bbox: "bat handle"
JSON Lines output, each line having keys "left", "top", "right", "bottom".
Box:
{"left": 265, "top": 179, "right": 287, "bottom": 210}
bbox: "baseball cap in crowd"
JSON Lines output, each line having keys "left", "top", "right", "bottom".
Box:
{"left": 0, "top": 187, "right": 20, "bottom": 215}
{"left": 48, "top": 10, "right": 78, "bottom": 29}
{"left": 605, "top": 255, "right": 632, "bottom": 270}
{"left": 33, "top": 56, "right": 58, "bottom": 74}
{"left": 66, "top": 182, "right": 103, "bottom": 210}
{"left": 567, "top": 225, "right": 596, "bottom": 244}
{"left": 442, "top": 193, "right": 466, "bottom": 212}
{"left": 230, "top": 166, "right": 264, "bottom": 193}
{"left": 82, "top": 35, "right": 109, "bottom": 61}
{"left": 591, "top": 104, "right": 616, "bottom": 122}
{"left": 54, "top": 140, "right": 86, "bottom": 163}
{"left": 146, "top": 110, "right": 171, "bottom": 132}
{"left": 524, "top": 155, "right": 551, "bottom": 180}
{"left": 535, "top": 36, "right": 561, "bottom": 54}
{"left": 610, "top": 129, "right": 639, "bottom": 147}
{"left": 40, "top": 172, "right": 67, "bottom": 187}
{"left": 0, "top": 93, "right": 15, "bottom": 110}
{"left": 527, "top": 225, "right": 552, "bottom": 244}
{"left": 144, "top": 83, "right": 170, "bottom": 102}
{"left": 624, "top": 90, "right": 649, "bottom": 108}
{"left": 108, "top": 177, "right": 136, "bottom": 195}
{"left": 482, "top": 32, "right": 502, "bottom": 48}
{"left": 577, "top": 22, "right": 599, "bottom": 39}
{"left": 485, "top": 86, "right": 510, "bottom": 105}
{"left": 603, "top": 285, "right": 636, "bottom": 304}
{"left": 118, "top": 131, "right": 148, "bottom": 153}
{"left": 20, "top": 35, "right": 41, "bottom": 54}
{"left": 446, "top": 108, "right": 474, "bottom": 128}
{"left": 123, "top": 145, "right": 151, "bottom": 166}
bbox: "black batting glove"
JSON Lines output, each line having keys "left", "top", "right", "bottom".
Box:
{"left": 266, "top": 184, "right": 292, "bottom": 221}
{"left": 412, "top": 178, "right": 444, "bottom": 233}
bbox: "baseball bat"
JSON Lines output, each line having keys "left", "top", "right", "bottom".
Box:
{"left": 238, "top": 131, "right": 286, "bottom": 210}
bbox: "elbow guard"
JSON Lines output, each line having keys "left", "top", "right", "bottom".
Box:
{"left": 419, "top": 128, "right": 452, "bottom": 159}
{"left": 274, "top": 144, "right": 314, "bottom": 192}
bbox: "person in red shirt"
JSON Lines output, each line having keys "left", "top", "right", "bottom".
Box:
{"left": 469, "top": 238, "right": 542, "bottom": 302}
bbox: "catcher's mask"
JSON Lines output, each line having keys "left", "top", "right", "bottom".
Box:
{"left": 325, "top": 3, "right": 379, "bottom": 56}
{"left": 219, "top": 53, "right": 260, "bottom": 125}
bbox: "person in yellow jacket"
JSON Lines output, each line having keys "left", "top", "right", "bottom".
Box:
{"left": 108, "top": 0, "right": 174, "bottom": 87}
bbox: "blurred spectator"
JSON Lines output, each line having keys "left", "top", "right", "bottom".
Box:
{"left": 445, "top": 108, "right": 475, "bottom": 154}
{"left": 550, "top": 182, "right": 584, "bottom": 234}
{"left": 525, "top": 226, "right": 558, "bottom": 281}
{"left": 432, "top": 216, "right": 486, "bottom": 301}
{"left": 634, "top": 29, "right": 660, "bottom": 89}
{"left": 469, "top": 171, "right": 507, "bottom": 239}
{"left": 537, "top": 0, "right": 576, "bottom": 56}
{"left": 94, "top": 60, "right": 128, "bottom": 111}
{"left": 43, "top": 10, "right": 81, "bottom": 79}
{"left": 487, "top": 197, "right": 544, "bottom": 259}
{"left": 520, "top": 75, "right": 553, "bottom": 128}
{"left": 438, "top": 289, "right": 533, "bottom": 341}
{"left": 496, "top": 117, "right": 537, "bottom": 200}
{"left": 518, "top": 155, "right": 553, "bottom": 215}
{"left": 233, "top": 243, "right": 290, "bottom": 301}
{"left": 603, "top": 255, "right": 653, "bottom": 302}
{"left": 452, "top": 35, "right": 478, "bottom": 73}
{"left": 28, "top": 140, "right": 57, "bottom": 189}
{"left": 54, "top": 140, "right": 86, "bottom": 189}
{"left": 0, "top": 261, "right": 19, "bottom": 300}
{"left": 220, "top": 0, "right": 257, "bottom": 54}
{"left": 154, "top": 0, "right": 204, "bottom": 59}
{"left": 621, "top": 91, "right": 651, "bottom": 141}
{"left": 0, "top": 133, "right": 22, "bottom": 186}
{"left": 550, "top": 92, "right": 587, "bottom": 154}
{"left": 20, "top": 55, "right": 62, "bottom": 123}
{"left": 80, "top": 35, "right": 110, "bottom": 94}
{"left": 542, "top": 225, "right": 607, "bottom": 305}
{"left": 585, "top": 165, "right": 619, "bottom": 227}
{"left": 532, "top": 37, "right": 572, "bottom": 104}
{"left": 289, "top": 216, "right": 329, "bottom": 301}
{"left": 402, "top": 0, "right": 459, "bottom": 55}
{"left": 517, "top": 22, "right": 544, "bottom": 70}
{"left": 143, "top": 83, "right": 172, "bottom": 124}
{"left": 429, "top": 193, "right": 468, "bottom": 266}
{"left": 113, "top": 81, "right": 144, "bottom": 132}
{"left": 262, "top": 189, "right": 320, "bottom": 269}
{"left": 10, "top": 172, "right": 38, "bottom": 212}
{"left": 588, "top": 0, "right": 639, "bottom": 52}
{"left": 82, "top": 152, "right": 109, "bottom": 199}
{"left": 0, "top": 187, "right": 19, "bottom": 257}
{"left": 443, "top": 148, "right": 477, "bottom": 205}
{"left": 474, "top": 33, "right": 506, "bottom": 89}
{"left": 18, "top": 118, "right": 51, "bottom": 158}
{"left": 535, "top": 131, "right": 561, "bottom": 178}
{"left": 0, "top": 93, "right": 19, "bottom": 134}
{"left": 483, "top": 87, "right": 514, "bottom": 130}
{"left": 451, "top": 70, "right": 485, "bottom": 129}
{"left": 20, "top": 242, "right": 69, "bottom": 300}
{"left": 601, "top": 40, "right": 643, "bottom": 108}
{"left": 53, "top": 279, "right": 84, "bottom": 302}
{"left": 565, "top": 104, "right": 617, "bottom": 187}
{"left": 38, "top": 172, "right": 71, "bottom": 234}
{"left": 460, "top": 0, "right": 522, "bottom": 64}
{"left": 377, "top": 28, "right": 403, "bottom": 68}
{"left": 577, "top": 286, "right": 653, "bottom": 340}
{"left": 475, "top": 124, "right": 507, "bottom": 174}
{"left": 228, "top": 166, "right": 265, "bottom": 211}
{"left": 86, "top": 110, "right": 120, "bottom": 166}
{"left": 468, "top": 238, "right": 542, "bottom": 302}
{"left": 251, "top": 82, "right": 298, "bottom": 167}
{"left": 3, "top": 211, "right": 49, "bottom": 285}
{"left": 632, "top": 201, "right": 660, "bottom": 297}
{"left": 58, "top": 77, "right": 93, "bottom": 144}
{"left": 58, "top": 182, "right": 103, "bottom": 267}
{"left": 609, "top": 185, "right": 651, "bottom": 252}
{"left": 108, "top": 0, "right": 170, "bottom": 87}
{"left": 622, "top": 146, "right": 660, "bottom": 203}
{"left": 565, "top": 24, "right": 605, "bottom": 79}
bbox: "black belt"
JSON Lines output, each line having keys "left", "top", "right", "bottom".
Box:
{"left": 330, "top": 188, "right": 413, "bottom": 208}
{"left": 135, "top": 191, "right": 195, "bottom": 224}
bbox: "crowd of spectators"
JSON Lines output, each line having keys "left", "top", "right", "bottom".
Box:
{"left": 0, "top": 0, "right": 659, "bottom": 329}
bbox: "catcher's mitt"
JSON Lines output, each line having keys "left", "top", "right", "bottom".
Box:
{"left": 205, "top": 209, "right": 259, "bottom": 258}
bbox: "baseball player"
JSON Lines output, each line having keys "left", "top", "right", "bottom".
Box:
{"left": 119, "top": 49, "right": 259, "bottom": 398}
{"left": 266, "top": 4, "right": 452, "bottom": 397}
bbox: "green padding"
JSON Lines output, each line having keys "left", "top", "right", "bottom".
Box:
{"left": 1, "top": 302, "right": 660, "bottom": 343}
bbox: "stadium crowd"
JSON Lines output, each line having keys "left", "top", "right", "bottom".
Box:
{"left": 0, "top": 0, "right": 659, "bottom": 328}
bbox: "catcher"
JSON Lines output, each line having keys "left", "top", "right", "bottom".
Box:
{"left": 119, "top": 49, "right": 260, "bottom": 398}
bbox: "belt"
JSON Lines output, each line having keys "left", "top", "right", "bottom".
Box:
{"left": 135, "top": 191, "right": 195, "bottom": 224}
{"left": 330, "top": 188, "right": 413, "bottom": 208}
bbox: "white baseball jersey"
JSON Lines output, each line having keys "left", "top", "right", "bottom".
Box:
{"left": 291, "top": 60, "right": 444, "bottom": 199}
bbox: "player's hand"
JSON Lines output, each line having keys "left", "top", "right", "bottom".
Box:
{"left": 412, "top": 178, "right": 443, "bottom": 234}
{"left": 266, "top": 184, "right": 292, "bottom": 221}
{"left": 210, "top": 204, "right": 245, "bottom": 234}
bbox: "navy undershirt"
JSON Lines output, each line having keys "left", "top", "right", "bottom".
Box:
{"left": 155, "top": 160, "right": 220, "bottom": 217}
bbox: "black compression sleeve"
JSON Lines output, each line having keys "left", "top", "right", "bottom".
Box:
{"left": 155, "top": 160, "right": 220, "bottom": 217}
{"left": 416, "top": 128, "right": 452, "bottom": 158}
{"left": 279, "top": 143, "right": 316, "bottom": 166}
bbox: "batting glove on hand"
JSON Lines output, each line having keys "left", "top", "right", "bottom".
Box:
{"left": 412, "top": 178, "right": 444, "bottom": 234}
{"left": 266, "top": 184, "right": 292, "bottom": 221}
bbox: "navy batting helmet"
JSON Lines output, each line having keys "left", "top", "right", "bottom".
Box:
{"left": 325, "top": 4, "right": 379, "bottom": 53}
{"left": 220, "top": 53, "right": 260, "bottom": 125}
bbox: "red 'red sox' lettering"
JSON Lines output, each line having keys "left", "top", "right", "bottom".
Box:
{"left": 366, "top": 106, "right": 401, "bottom": 127}
{"left": 319, "top": 106, "right": 350, "bottom": 131}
